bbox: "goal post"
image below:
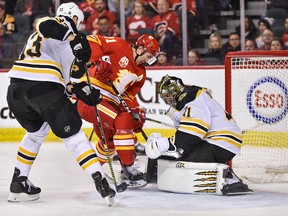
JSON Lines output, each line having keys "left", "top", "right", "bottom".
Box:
{"left": 225, "top": 51, "right": 288, "bottom": 183}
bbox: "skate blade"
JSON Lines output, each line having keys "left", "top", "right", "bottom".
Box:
{"left": 224, "top": 190, "right": 254, "bottom": 196}
{"left": 8, "top": 193, "right": 40, "bottom": 202}
{"left": 104, "top": 195, "right": 115, "bottom": 207}
{"left": 123, "top": 179, "right": 148, "bottom": 188}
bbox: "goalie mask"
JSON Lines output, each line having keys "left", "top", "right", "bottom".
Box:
{"left": 56, "top": 2, "right": 84, "bottom": 30}
{"left": 159, "top": 75, "right": 185, "bottom": 107}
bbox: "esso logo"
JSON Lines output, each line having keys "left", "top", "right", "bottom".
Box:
{"left": 247, "top": 77, "right": 288, "bottom": 123}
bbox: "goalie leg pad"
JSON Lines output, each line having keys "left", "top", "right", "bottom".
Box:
{"left": 157, "top": 159, "right": 229, "bottom": 195}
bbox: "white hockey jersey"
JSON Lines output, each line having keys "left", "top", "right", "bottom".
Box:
{"left": 173, "top": 86, "right": 242, "bottom": 155}
{"left": 7, "top": 16, "right": 76, "bottom": 87}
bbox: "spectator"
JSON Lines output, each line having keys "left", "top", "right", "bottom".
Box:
{"left": 222, "top": 32, "right": 241, "bottom": 57}
{"left": 13, "top": 0, "right": 32, "bottom": 40}
{"left": 281, "top": 17, "right": 288, "bottom": 49}
{"left": 112, "top": 19, "right": 121, "bottom": 37}
{"left": 108, "top": 0, "right": 134, "bottom": 18}
{"left": 0, "top": 0, "right": 17, "bottom": 23}
{"left": 14, "top": 0, "right": 32, "bottom": 16}
{"left": 0, "top": 21, "right": 15, "bottom": 68}
{"left": 78, "top": 0, "right": 97, "bottom": 32}
{"left": 259, "top": 28, "right": 275, "bottom": 50}
{"left": 267, "top": 0, "right": 288, "bottom": 11}
{"left": 270, "top": 38, "right": 284, "bottom": 50}
{"left": 0, "top": 4, "right": 16, "bottom": 35}
{"left": 196, "top": 0, "right": 221, "bottom": 31}
{"left": 142, "top": 0, "right": 158, "bottom": 18}
{"left": 204, "top": 32, "right": 224, "bottom": 64}
{"left": 170, "top": 0, "right": 197, "bottom": 47}
{"left": 126, "top": 0, "right": 152, "bottom": 44}
{"left": 93, "top": 15, "right": 114, "bottom": 36}
{"left": 245, "top": 39, "right": 257, "bottom": 51}
{"left": 86, "top": 0, "right": 116, "bottom": 34}
{"left": 188, "top": 49, "right": 201, "bottom": 65}
{"left": 151, "top": 0, "right": 181, "bottom": 61}
{"left": 235, "top": 16, "right": 257, "bottom": 40}
{"left": 31, "top": 0, "right": 54, "bottom": 20}
{"left": 155, "top": 50, "right": 171, "bottom": 66}
{"left": 255, "top": 17, "right": 274, "bottom": 48}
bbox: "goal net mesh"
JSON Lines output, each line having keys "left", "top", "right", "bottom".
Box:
{"left": 225, "top": 51, "right": 288, "bottom": 183}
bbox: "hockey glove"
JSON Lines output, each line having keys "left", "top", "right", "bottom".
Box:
{"left": 96, "top": 60, "right": 112, "bottom": 81}
{"left": 145, "top": 136, "right": 170, "bottom": 159}
{"left": 70, "top": 58, "right": 85, "bottom": 79}
{"left": 72, "top": 82, "right": 102, "bottom": 106}
{"left": 145, "top": 134, "right": 182, "bottom": 159}
{"left": 70, "top": 33, "right": 91, "bottom": 63}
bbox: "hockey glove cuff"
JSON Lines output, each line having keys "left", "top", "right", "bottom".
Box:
{"left": 72, "top": 82, "right": 102, "bottom": 106}
{"left": 70, "top": 33, "right": 91, "bottom": 63}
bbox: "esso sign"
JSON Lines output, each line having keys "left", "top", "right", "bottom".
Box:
{"left": 247, "top": 77, "right": 288, "bottom": 124}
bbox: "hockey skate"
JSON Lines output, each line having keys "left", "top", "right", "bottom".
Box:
{"left": 222, "top": 182, "right": 253, "bottom": 196}
{"left": 222, "top": 169, "right": 253, "bottom": 196}
{"left": 8, "top": 167, "right": 41, "bottom": 202}
{"left": 121, "top": 165, "right": 148, "bottom": 188}
{"left": 135, "top": 143, "right": 146, "bottom": 155}
{"left": 92, "top": 172, "right": 116, "bottom": 207}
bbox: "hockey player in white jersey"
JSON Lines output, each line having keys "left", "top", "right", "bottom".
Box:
{"left": 145, "top": 75, "right": 252, "bottom": 195}
{"left": 6, "top": 2, "right": 115, "bottom": 206}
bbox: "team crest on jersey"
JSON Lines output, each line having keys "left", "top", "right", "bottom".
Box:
{"left": 119, "top": 56, "right": 129, "bottom": 68}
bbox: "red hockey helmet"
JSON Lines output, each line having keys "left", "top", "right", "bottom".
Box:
{"left": 136, "top": 34, "right": 160, "bottom": 65}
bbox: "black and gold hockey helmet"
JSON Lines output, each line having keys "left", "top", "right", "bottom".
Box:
{"left": 159, "top": 75, "right": 185, "bottom": 107}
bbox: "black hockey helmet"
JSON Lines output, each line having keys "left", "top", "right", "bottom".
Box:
{"left": 159, "top": 75, "right": 185, "bottom": 107}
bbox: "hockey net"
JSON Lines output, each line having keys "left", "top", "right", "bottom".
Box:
{"left": 225, "top": 51, "right": 288, "bottom": 183}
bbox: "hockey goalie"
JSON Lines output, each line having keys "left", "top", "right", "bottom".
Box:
{"left": 145, "top": 75, "right": 253, "bottom": 195}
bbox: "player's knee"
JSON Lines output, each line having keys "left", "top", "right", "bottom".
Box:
{"left": 62, "top": 130, "right": 88, "bottom": 151}
{"left": 52, "top": 119, "right": 82, "bottom": 138}
{"left": 26, "top": 122, "right": 50, "bottom": 144}
{"left": 114, "top": 112, "right": 134, "bottom": 129}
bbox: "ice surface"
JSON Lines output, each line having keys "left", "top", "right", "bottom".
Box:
{"left": 1, "top": 143, "right": 288, "bottom": 216}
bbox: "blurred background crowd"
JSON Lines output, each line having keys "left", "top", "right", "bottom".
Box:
{"left": 1, "top": 0, "right": 288, "bottom": 68}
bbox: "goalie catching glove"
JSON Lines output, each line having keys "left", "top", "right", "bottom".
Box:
{"left": 69, "top": 82, "right": 102, "bottom": 106}
{"left": 145, "top": 133, "right": 182, "bottom": 159}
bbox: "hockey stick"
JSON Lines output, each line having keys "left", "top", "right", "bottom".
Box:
{"left": 88, "top": 128, "right": 94, "bottom": 141}
{"left": 145, "top": 117, "right": 174, "bottom": 128}
{"left": 84, "top": 65, "right": 127, "bottom": 193}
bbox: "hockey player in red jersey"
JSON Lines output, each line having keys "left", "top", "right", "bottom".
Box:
{"left": 77, "top": 34, "right": 160, "bottom": 187}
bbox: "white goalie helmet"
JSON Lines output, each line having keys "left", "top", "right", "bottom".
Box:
{"left": 56, "top": 2, "right": 84, "bottom": 29}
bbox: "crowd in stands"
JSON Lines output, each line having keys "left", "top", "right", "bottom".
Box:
{"left": 1, "top": 0, "right": 288, "bottom": 68}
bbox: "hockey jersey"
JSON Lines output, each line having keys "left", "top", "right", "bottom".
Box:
{"left": 173, "top": 86, "right": 242, "bottom": 155}
{"left": 82, "top": 35, "right": 146, "bottom": 104}
{"left": 7, "top": 16, "right": 76, "bottom": 87}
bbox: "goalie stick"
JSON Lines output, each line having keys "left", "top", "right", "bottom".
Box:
{"left": 145, "top": 117, "right": 174, "bottom": 128}
{"left": 84, "top": 65, "right": 127, "bottom": 197}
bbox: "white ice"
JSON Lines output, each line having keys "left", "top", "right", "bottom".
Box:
{"left": 1, "top": 143, "right": 288, "bottom": 216}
